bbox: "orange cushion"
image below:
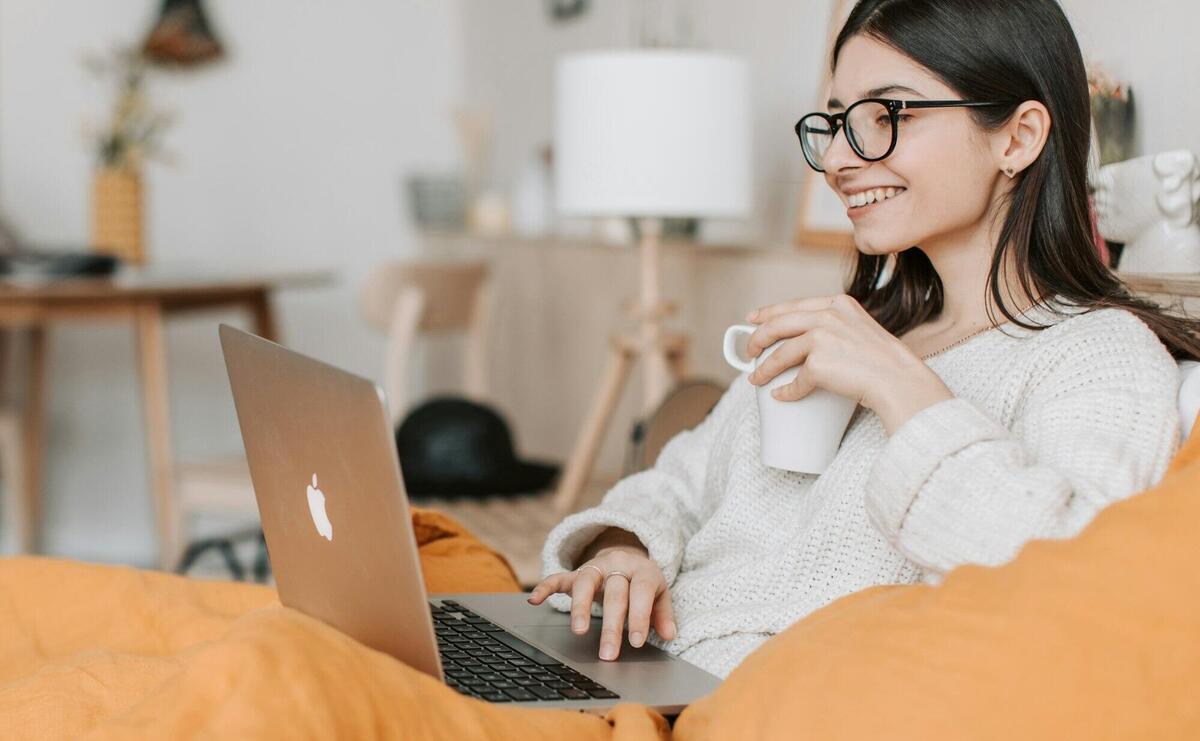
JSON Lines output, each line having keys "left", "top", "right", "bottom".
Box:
{"left": 0, "top": 508, "right": 674, "bottom": 739}
{"left": 674, "top": 425, "right": 1200, "bottom": 740}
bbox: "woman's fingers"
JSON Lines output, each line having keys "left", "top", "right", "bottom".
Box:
{"left": 651, "top": 589, "right": 677, "bottom": 641}
{"left": 570, "top": 567, "right": 602, "bottom": 634}
{"left": 599, "top": 574, "right": 630, "bottom": 660}
{"left": 749, "top": 335, "right": 813, "bottom": 387}
{"left": 624, "top": 570, "right": 659, "bottom": 648}
{"left": 746, "top": 311, "right": 819, "bottom": 359}
{"left": 771, "top": 364, "right": 818, "bottom": 401}
{"left": 746, "top": 295, "right": 838, "bottom": 325}
{"left": 527, "top": 571, "right": 573, "bottom": 605}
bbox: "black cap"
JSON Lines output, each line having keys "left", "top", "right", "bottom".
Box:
{"left": 396, "top": 396, "right": 559, "bottom": 498}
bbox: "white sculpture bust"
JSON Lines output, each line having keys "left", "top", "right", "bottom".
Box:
{"left": 1094, "top": 150, "right": 1200, "bottom": 274}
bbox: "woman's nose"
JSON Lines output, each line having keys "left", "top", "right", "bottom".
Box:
{"left": 821, "top": 123, "right": 863, "bottom": 175}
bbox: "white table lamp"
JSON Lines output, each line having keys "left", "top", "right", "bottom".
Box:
{"left": 551, "top": 49, "right": 751, "bottom": 510}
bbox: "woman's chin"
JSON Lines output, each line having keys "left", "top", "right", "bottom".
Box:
{"left": 852, "top": 232, "right": 910, "bottom": 256}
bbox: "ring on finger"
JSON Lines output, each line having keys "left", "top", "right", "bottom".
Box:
{"left": 605, "top": 570, "right": 631, "bottom": 582}
{"left": 576, "top": 563, "right": 605, "bottom": 580}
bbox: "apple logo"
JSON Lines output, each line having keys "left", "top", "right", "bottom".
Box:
{"left": 306, "top": 473, "right": 333, "bottom": 541}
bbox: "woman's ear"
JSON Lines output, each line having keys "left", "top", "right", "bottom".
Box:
{"left": 995, "top": 101, "right": 1051, "bottom": 178}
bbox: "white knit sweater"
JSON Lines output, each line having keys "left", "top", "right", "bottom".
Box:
{"left": 542, "top": 305, "right": 1181, "bottom": 678}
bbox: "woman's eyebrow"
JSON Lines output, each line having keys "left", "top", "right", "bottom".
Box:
{"left": 826, "top": 84, "right": 927, "bottom": 109}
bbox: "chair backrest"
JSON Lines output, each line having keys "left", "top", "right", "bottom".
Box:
{"left": 625, "top": 379, "right": 726, "bottom": 475}
{"left": 359, "top": 260, "right": 493, "bottom": 424}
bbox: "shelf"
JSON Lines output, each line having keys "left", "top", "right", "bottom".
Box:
{"left": 1120, "top": 272, "right": 1200, "bottom": 299}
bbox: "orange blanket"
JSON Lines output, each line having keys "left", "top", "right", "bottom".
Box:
{"left": 0, "top": 509, "right": 668, "bottom": 740}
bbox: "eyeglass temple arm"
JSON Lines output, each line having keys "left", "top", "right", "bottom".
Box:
{"left": 896, "top": 100, "right": 1006, "bottom": 110}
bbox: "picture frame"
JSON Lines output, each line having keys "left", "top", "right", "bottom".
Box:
{"left": 793, "top": 0, "right": 856, "bottom": 250}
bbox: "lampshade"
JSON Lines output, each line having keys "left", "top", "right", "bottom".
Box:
{"left": 554, "top": 50, "right": 751, "bottom": 219}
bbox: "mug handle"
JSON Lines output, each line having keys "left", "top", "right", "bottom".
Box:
{"left": 723, "top": 324, "right": 757, "bottom": 373}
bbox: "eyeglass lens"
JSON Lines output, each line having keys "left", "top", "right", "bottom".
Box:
{"left": 800, "top": 100, "right": 894, "bottom": 170}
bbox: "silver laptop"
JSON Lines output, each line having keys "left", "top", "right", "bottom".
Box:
{"left": 219, "top": 325, "right": 720, "bottom": 714}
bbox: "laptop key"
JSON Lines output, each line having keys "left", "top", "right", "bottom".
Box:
{"left": 558, "top": 688, "right": 589, "bottom": 700}
{"left": 490, "top": 631, "right": 565, "bottom": 666}
{"left": 527, "top": 685, "right": 565, "bottom": 701}
{"left": 501, "top": 688, "right": 538, "bottom": 702}
{"left": 461, "top": 677, "right": 487, "bottom": 687}
{"left": 531, "top": 673, "right": 559, "bottom": 683}
{"left": 488, "top": 680, "right": 518, "bottom": 690}
{"left": 584, "top": 688, "right": 620, "bottom": 699}
{"left": 476, "top": 672, "right": 504, "bottom": 683}
{"left": 514, "top": 677, "right": 541, "bottom": 687}
{"left": 480, "top": 692, "right": 511, "bottom": 703}
{"left": 546, "top": 680, "right": 573, "bottom": 690}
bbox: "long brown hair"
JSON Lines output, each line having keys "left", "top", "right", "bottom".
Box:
{"left": 835, "top": 0, "right": 1200, "bottom": 360}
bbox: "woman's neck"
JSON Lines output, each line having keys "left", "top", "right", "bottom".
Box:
{"left": 918, "top": 213, "right": 1035, "bottom": 331}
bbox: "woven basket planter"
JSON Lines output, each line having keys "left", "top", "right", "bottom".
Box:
{"left": 91, "top": 167, "right": 145, "bottom": 265}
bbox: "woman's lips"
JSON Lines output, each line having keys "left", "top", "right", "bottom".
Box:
{"left": 846, "top": 187, "right": 906, "bottom": 219}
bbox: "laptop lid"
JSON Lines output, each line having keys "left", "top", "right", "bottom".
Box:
{"left": 219, "top": 324, "right": 443, "bottom": 679}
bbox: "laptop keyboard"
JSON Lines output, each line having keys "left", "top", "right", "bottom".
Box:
{"left": 431, "top": 600, "right": 620, "bottom": 703}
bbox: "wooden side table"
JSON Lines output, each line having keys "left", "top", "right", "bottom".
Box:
{"left": 0, "top": 265, "right": 330, "bottom": 569}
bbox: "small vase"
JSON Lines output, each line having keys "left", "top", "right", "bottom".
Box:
{"left": 91, "top": 167, "right": 145, "bottom": 265}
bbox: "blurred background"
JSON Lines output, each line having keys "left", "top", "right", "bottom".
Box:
{"left": 0, "top": 0, "right": 1196, "bottom": 582}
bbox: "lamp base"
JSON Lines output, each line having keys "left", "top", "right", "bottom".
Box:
{"left": 549, "top": 216, "right": 694, "bottom": 513}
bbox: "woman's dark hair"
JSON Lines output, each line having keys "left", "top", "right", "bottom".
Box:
{"left": 835, "top": 0, "right": 1200, "bottom": 359}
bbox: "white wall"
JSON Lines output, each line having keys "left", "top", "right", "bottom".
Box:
{"left": 0, "top": 0, "right": 465, "bottom": 563}
{"left": 461, "top": 0, "right": 1200, "bottom": 246}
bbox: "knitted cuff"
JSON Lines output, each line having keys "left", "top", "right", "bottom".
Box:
{"left": 865, "top": 397, "right": 1009, "bottom": 539}
{"left": 540, "top": 507, "right": 683, "bottom": 613}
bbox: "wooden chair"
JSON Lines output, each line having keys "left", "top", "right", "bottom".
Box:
{"left": 0, "top": 407, "right": 27, "bottom": 553}
{"left": 361, "top": 259, "right": 565, "bottom": 586}
{"left": 362, "top": 261, "right": 729, "bottom": 587}
{"left": 0, "top": 331, "right": 31, "bottom": 554}
{"left": 359, "top": 260, "right": 493, "bottom": 422}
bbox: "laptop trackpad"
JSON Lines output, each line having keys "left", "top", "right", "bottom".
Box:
{"left": 513, "top": 625, "right": 664, "bottom": 663}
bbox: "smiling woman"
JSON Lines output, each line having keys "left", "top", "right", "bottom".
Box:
{"left": 530, "top": 0, "right": 1197, "bottom": 681}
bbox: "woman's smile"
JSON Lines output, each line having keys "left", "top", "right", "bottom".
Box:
{"left": 845, "top": 186, "right": 907, "bottom": 219}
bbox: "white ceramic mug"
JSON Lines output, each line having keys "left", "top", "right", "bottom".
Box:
{"left": 723, "top": 324, "right": 858, "bottom": 474}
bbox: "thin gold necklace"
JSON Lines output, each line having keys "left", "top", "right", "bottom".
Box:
{"left": 919, "top": 324, "right": 998, "bottom": 361}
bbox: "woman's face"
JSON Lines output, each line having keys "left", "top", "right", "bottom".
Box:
{"left": 824, "top": 35, "right": 1002, "bottom": 255}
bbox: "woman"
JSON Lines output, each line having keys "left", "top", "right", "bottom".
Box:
{"left": 530, "top": 0, "right": 1198, "bottom": 679}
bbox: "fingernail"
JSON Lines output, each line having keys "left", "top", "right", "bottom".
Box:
{"left": 600, "top": 642, "right": 617, "bottom": 660}
{"left": 630, "top": 631, "right": 644, "bottom": 647}
{"left": 667, "top": 621, "right": 677, "bottom": 639}
{"left": 573, "top": 617, "right": 586, "bottom": 632}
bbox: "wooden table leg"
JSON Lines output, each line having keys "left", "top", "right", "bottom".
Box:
{"left": 135, "top": 303, "right": 181, "bottom": 570}
{"left": 18, "top": 327, "right": 47, "bottom": 553}
{"left": 249, "top": 290, "right": 279, "bottom": 342}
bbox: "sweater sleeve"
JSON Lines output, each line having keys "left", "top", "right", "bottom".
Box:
{"left": 864, "top": 311, "right": 1181, "bottom": 576}
{"left": 541, "top": 374, "right": 747, "bottom": 590}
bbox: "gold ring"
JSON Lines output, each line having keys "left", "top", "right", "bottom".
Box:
{"left": 576, "top": 563, "right": 605, "bottom": 580}
{"left": 605, "top": 570, "right": 631, "bottom": 582}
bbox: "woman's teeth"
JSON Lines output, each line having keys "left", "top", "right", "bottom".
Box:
{"left": 848, "top": 187, "right": 905, "bottom": 209}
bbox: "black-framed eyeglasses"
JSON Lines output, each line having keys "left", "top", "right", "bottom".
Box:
{"left": 795, "top": 98, "right": 1008, "bottom": 173}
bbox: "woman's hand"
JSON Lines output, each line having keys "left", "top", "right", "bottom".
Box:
{"left": 744, "top": 293, "right": 953, "bottom": 434}
{"left": 527, "top": 542, "right": 677, "bottom": 662}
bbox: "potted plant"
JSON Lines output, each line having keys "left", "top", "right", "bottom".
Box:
{"left": 84, "top": 47, "right": 173, "bottom": 265}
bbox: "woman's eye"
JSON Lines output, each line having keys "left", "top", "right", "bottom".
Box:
{"left": 896, "top": 114, "right": 914, "bottom": 125}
